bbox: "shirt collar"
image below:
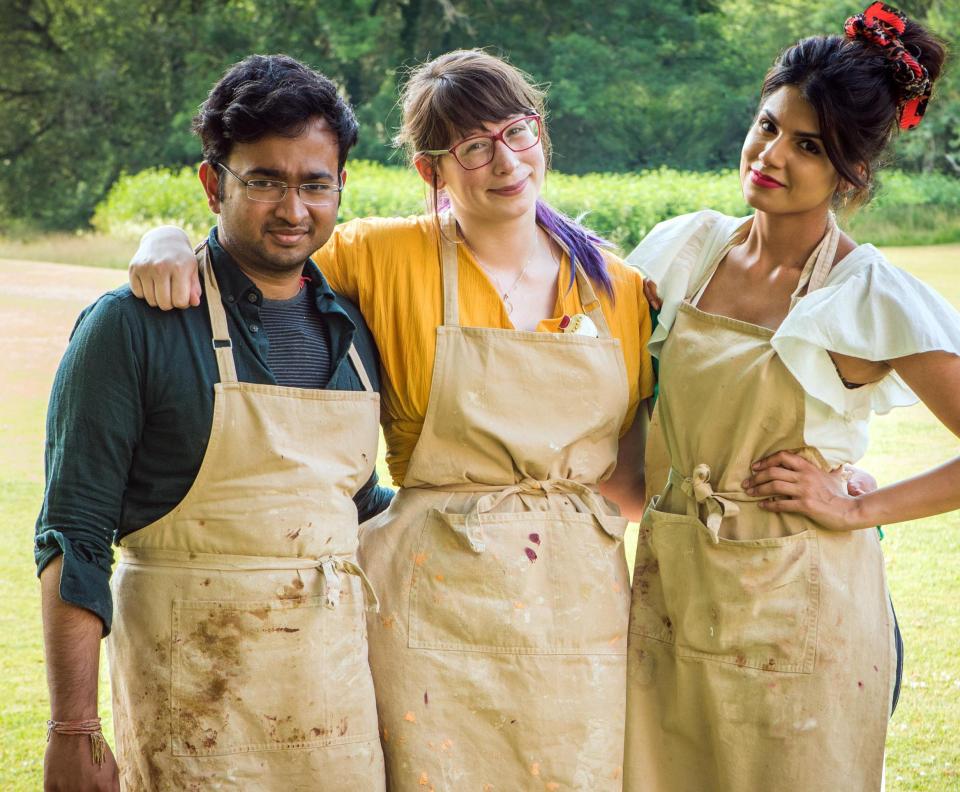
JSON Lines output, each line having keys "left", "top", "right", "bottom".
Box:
{"left": 207, "top": 227, "right": 348, "bottom": 322}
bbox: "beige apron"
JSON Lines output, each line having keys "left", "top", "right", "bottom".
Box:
{"left": 105, "top": 244, "right": 385, "bottom": 791}
{"left": 624, "top": 221, "right": 895, "bottom": 791}
{"left": 643, "top": 404, "right": 670, "bottom": 510}
{"left": 358, "top": 214, "right": 632, "bottom": 791}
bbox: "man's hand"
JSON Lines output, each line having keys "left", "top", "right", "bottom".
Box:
{"left": 44, "top": 732, "right": 120, "bottom": 792}
{"left": 844, "top": 465, "right": 878, "bottom": 497}
{"left": 642, "top": 277, "right": 662, "bottom": 311}
{"left": 129, "top": 226, "right": 200, "bottom": 310}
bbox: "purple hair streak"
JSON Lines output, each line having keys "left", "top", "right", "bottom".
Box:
{"left": 437, "top": 194, "right": 615, "bottom": 299}
{"left": 535, "top": 199, "right": 614, "bottom": 298}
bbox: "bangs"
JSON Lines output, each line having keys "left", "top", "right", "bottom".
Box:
{"left": 420, "top": 72, "right": 538, "bottom": 149}
{"left": 396, "top": 49, "right": 550, "bottom": 164}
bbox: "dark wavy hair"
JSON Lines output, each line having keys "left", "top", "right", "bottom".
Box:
{"left": 193, "top": 54, "right": 358, "bottom": 173}
{"left": 760, "top": 21, "right": 946, "bottom": 207}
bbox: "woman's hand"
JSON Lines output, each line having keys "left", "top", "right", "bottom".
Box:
{"left": 742, "top": 450, "right": 869, "bottom": 531}
{"left": 747, "top": 354, "right": 960, "bottom": 532}
{"left": 128, "top": 226, "right": 200, "bottom": 310}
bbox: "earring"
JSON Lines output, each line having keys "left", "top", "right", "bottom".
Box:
{"left": 839, "top": 187, "right": 857, "bottom": 208}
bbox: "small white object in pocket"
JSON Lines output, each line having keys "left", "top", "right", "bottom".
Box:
{"left": 560, "top": 313, "right": 599, "bottom": 338}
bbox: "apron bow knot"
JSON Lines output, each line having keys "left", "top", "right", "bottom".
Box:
{"left": 681, "top": 463, "right": 717, "bottom": 505}
{"left": 674, "top": 464, "right": 741, "bottom": 545}
{"left": 455, "top": 477, "right": 625, "bottom": 553}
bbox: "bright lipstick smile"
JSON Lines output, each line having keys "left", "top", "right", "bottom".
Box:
{"left": 750, "top": 169, "right": 785, "bottom": 189}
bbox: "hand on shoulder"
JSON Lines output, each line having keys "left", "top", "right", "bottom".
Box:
{"left": 128, "top": 226, "right": 199, "bottom": 310}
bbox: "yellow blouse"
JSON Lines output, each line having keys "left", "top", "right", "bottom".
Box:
{"left": 316, "top": 215, "right": 655, "bottom": 484}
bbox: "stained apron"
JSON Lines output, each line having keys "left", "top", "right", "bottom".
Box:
{"left": 359, "top": 214, "right": 633, "bottom": 791}
{"left": 105, "top": 244, "right": 385, "bottom": 791}
{"left": 624, "top": 221, "right": 895, "bottom": 791}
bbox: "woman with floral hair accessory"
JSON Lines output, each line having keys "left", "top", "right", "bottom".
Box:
{"left": 625, "top": 4, "right": 955, "bottom": 790}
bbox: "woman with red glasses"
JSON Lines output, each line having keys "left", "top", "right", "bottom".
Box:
{"left": 624, "top": 5, "right": 956, "bottom": 789}
{"left": 130, "top": 49, "right": 653, "bottom": 790}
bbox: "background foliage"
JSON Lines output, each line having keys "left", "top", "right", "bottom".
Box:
{"left": 1, "top": 0, "right": 957, "bottom": 232}
{"left": 92, "top": 161, "right": 960, "bottom": 249}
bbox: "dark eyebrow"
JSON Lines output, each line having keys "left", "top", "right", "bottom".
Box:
{"left": 761, "top": 109, "right": 822, "bottom": 140}
{"left": 244, "top": 167, "right": 336, "bottom": 181}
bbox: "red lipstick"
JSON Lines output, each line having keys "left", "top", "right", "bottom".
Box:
{"left": 750, "top": 169, "right": 785, "bottom": 189}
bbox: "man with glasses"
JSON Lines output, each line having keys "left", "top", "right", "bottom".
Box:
{"left": 36, "top": 54, "right": 391, "bottom": 790}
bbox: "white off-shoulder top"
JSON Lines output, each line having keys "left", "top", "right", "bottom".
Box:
{"left": 627, "top": 210, "right": 960, "bottom": 466}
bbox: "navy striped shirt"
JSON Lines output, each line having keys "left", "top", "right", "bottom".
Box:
{"left": 261, "top": 284, "right": 333, "bottom": 389}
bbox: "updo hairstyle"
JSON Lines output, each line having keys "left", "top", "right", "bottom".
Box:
{"left": 760, "top": 10, "right": 946, "bottom": 207}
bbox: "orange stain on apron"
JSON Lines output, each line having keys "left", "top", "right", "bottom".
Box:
{"left": 360, "top": 214, "right": 632, "bottom": 790}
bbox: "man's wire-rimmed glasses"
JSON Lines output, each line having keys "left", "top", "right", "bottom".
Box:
{"left": 419, "top": 115, "right": 542, "bottom": 170}
{"left": 216, "top": 162, "right": 343, "bottom": 206}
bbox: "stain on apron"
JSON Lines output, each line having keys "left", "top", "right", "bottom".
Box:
{"left": 106, "top": 244, "right": 385, "bottom": 790}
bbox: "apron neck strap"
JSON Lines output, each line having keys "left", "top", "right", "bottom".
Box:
{"left": 688, "top": 218, "right": 751, "bottom": 304}
{"left": 346, "top": 344, "right": 374, "bottom": 392}
{"left": 438, "top": 212, "right": 612, "bottom": 338}
{"left": 794, "top": 212, "right": 840, "bottom": 298}
{"left": 690, "top": 214, "right": 840, "bottom": 308}
{"left": 439, "top": 212, "right": 461, "bottom": 327}
{"left": 201, "top": 243, "right": 374, "bottom": 392}
{"left": 198, "top": 243, "right": 239, "bottom": 384}
{"left": 566, "top": 249, "right": 612, "bottom": 338}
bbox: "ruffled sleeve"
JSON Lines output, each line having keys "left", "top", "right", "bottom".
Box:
{"left": 772, "top": 244, "right": 960, "bottom": 417}
{"left": 626, "top": 210, "right": 747, "bottom": 357}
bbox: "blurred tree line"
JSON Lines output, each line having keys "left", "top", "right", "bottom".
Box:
{"left": 0, "top": 0, "right": 956, "bottom": 230}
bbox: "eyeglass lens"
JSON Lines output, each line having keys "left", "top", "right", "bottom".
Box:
{"left": 245, "top": 183, "right": 339, "bottom": 206}
{"left": 453, "top": 117, "right": 541, "bottom": 169}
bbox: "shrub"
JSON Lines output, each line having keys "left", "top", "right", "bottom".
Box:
{"left": 544, "top": 168, "right": 748, "bottom": 250}
{"left": 92, "top": 162, "right": 960, "bottom": 250}
{"left": 92, "top": 167, "right": 211, "bottom": 239}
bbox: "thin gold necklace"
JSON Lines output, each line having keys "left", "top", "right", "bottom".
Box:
{"left": 486, "top": 260, "right": 529, "bottom": 315}
{"left": 463, "top": 235, "right": 540, "bottom": 316}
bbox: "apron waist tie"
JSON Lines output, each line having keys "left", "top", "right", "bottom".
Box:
{"left": 422, "top": 478, "right": 624, "bottom": 552}
{"left": 667, "top": 465, "right": 761, "bottom": 544}
{"left": 118, "top": 547, "right": 379, "bottom": 613}
{"left": 320, "top": 558, "right": 380, "bottom": 613}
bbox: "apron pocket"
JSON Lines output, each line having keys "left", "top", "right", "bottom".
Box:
{"left": 408, "top": 508, "right": 630, "bottom": 654}
{"left": 630, "top": 505, "right": 820, "bottom": 674}
{"left": 171, "top": 593, "right": 378, "bottom": 756}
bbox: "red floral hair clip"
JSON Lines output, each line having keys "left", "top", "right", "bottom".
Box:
{"left": 844, "top": 2, "right": 931, "bottom": 130}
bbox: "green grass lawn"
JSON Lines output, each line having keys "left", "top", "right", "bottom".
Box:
{"left": 0, "top": 233, "right": 140, "bottom": 270}
{"left": 0, "top": 260, "right": 126, "bottom": 789}
{"left": 1, "top": 245, "right": 959, "bottom": 790}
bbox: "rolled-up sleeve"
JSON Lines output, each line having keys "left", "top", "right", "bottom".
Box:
{"left": 353, "top": 471, "right": 394, "bottom": 523}
{"left": 35, "top": 293, "right": 144, "bottom": 635}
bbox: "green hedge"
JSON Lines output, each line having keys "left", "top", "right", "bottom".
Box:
{"left": 93, "top": 161, "right": 960, "bottom": 250}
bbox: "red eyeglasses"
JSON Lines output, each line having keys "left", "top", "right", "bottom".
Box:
{"left": 419, "top": 115, "right": 542, "bottom": 170}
